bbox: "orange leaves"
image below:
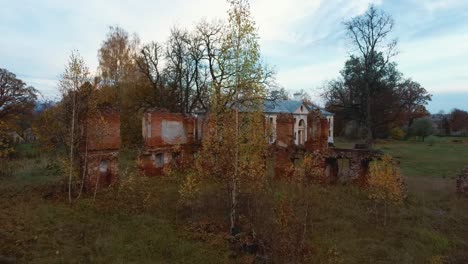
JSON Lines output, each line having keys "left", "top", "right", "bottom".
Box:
{"left": 178, "top": 173, "right": 201, "bottom": 207}
{"left": 368, "top": 154, "right": 406, "bottom": 205}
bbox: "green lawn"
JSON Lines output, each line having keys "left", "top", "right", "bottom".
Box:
{"left": 1, "top": 140, "right": 468, "bottom": 263}
{"left": 376, "top": 137, "right": 468, "bottom": 178}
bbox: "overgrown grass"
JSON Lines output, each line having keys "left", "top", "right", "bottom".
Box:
{"left": 0, "top": 144, "right": 232, "bottom": 263}
{"left": 1, "top": 141, "right": 468, "bottom": 263}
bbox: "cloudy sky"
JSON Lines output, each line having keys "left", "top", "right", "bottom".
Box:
{"left": 1, "top": 0, "right": 467, "bottom": 113}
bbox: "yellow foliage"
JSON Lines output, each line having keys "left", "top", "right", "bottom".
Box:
{"left": 390, "top": 127, "right": 405, "bottom": 140}
{"left": 428, "top": 255, "right": 445, "bottom": 264}
{"left": 0, "top": 120, "right": 15, "bottom": 158}
{"left": 301, "top": 153, "right": 327, "bottom": 184}
{"left": 179, "top": 173, "right": 201, "bottom": 207}
{"left": 368, "top": 154, "right": 406, "bottom": 205}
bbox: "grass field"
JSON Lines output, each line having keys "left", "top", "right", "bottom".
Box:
{"left": 1, "top": 138, "right": 468, "bottom": 263}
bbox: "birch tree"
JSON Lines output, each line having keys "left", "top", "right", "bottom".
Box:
{"left": 191, "top": 0, "right": 273, "bottom": 236}
{"left": 59, "top": 51, "right": 90, "bottom": 204}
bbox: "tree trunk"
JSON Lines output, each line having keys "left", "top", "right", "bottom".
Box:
{"left": 68, "top": 92, "right": 76, "bottom": 204}
{"left": 365, "top": 82, "right": 373, "bottom": 148}
{"left": 231, "top": 106, "right": 239, "bottom": 236}
{"left": 77, "top": 124, "right": 89, "bottom": 200}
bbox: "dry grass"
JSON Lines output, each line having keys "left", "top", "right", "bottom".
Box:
{"left": 1, "top": 140, "right": 468, "bottom": 263}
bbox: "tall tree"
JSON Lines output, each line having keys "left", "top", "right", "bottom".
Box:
{"left": 194, "top": 0, "right": 273, "bottom": 236}
{"left": 325, "top": 6, "right": 431, "bottom": 139}
{"left": 98, "top": 26, "right": 146, "bottom": 146}
{"left": 98, "top": 26, "right": 140, "bottom": 88}
{"left": 344, "top": 5, "right": 397, "bottom": 147}
{"left": 450, "top": 109, "right": 468, "bottom": 136}
{"left": 59, "top": 51, "right": 91, "bottom": 203}
{"left": 0, "top": 68, "right": 38, "bottom": 120}
{"left": 395, "top": 79, "right": 431, "bottom": 129}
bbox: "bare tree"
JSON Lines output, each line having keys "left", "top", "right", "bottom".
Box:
{"left": 136, "top": 42, "right": 165, "bottom": 105}
{"left": 344, "top": 4, "right": 397, "bottom": 147}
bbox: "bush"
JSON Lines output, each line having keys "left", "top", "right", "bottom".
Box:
{"left": 390, "top": 127, "right": 405, "bottom": 140}
{"left": 368, "top": 154, "right": 406, "bottom": 225}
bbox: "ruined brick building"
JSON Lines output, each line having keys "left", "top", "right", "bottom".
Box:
{"left": 264, "top": 98, "right": 334, "bottom": 146}
{"left": 83, "top": 98, "right": 379, "bottom": 186}
{"left": 138, "top": 110, "right": 198, "bottom": 175}
{"left": 137, "top": 98, "right": 334, "bottom": 176}
{"left": 83, "top": 110, "right": 121, "bottom": 191}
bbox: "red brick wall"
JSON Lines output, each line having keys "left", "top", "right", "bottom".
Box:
{"left": 85, "top": 151, "right": 119, "bottom": 191}
{"left": 305, "top": 111, "right": 329, "bottom": 152}
{"left": 87, "top": 111, "right": 121, "bottom": 151}
{"left": 143, "top": 112, "right": 196, "bottom": 149}
{"left": 275, "top": 113, "right": 294, "bottom": 147}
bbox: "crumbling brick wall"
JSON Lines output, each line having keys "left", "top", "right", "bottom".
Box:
{"left": 85, "top": 151, "right": 119, "bottom": 190}
{"left": 272, "top": 146, "right": 295, "bottom": 180}
{"left": 83, "top": 110, "right": 121, "bottom": 191}
{"left": 143, "top": 111, "right": 196, "bottom": 148}
{"left": 271, "top": 114, "right": 295, "bottom": 178}
{"left": 305, "top": 110, "right": 329, "bottom": 152}
{"left": 325, "top": 149, "right": 381, "bottom": 185}
{"left": 139, "top": 111, "right": 197, "bottom": 175}
{"left": 275, "top": 113, "right": 294, "bottom": 148}
{"left": 457, "top": 166, "right": 468, "bottom": 197}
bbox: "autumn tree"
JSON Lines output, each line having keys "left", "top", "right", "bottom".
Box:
{"left": 98, "top": 26, "right": 140, "bottom": 89}
{"left": 0, "top": 120, "right": 15, "bottom": 158}
{"left": 449, "top": 109, "right": 468, "bottom": 136}
{"left": 184, "top": 0, "right": 273, "bottom": 239}
{"left": 59, "top": 51, "right": 91, "bottom": 203}
{"left": 368, "top": 154, "right": 406, "bottom": 225}
{"left": 33, "top": 103, "right": 67, "bottom": 152}
{"left": 395, "top": 79, "right": 431, "bottom": 130}
{"left": 0, "top": 68, "right": 38, "bottom": 157}
{"left": 0, "top": 68, "right": 38, "bottom": 120}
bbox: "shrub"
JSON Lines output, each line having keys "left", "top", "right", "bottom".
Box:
{"left": 368, "top": 154, "right": 406, "bottom": 225}
{"left": 390, "top": 127, "right": 405, "bottom": 140}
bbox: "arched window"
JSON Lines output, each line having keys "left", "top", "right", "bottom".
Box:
{"left": 298, "top": 119, "right": 305, "bottom": 145}
{"left": 298, "top": 119, "right": 305, "bottom": 127}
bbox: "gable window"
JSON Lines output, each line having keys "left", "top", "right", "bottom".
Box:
{"left": 300, "top": 105, "right": 304, "bottom": 112}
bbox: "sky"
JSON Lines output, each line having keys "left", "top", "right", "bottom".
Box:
{"left": 1, "top": 0, "right": 467, "bottom": 113}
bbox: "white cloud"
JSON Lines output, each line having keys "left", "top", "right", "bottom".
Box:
{"left": 1, "top": 0, "right": 467, "bottom": 102}
{"left": 397, "top": 33, "right": 468, "bottom": 93}
{"left": 414, "top": 0, "right": 464, "bottom": 12}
